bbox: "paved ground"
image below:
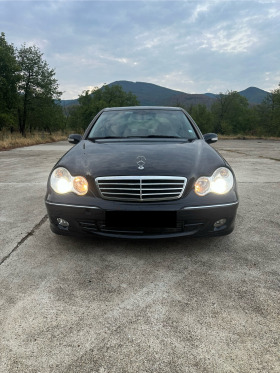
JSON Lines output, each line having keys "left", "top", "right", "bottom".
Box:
{"left": 0, "top": 139, "right": 279, "bottom": 372}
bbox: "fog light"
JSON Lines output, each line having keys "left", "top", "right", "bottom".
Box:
{"left": 214, "top": 219, "right": 227, "bottom": 228}
{"left": 57, "top": 218, "right": 69, "bottom": 228}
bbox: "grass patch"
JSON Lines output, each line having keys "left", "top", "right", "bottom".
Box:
{"left": 0, "top": 131, "right": 68, "bottom": 151}
{"left": 218, "top": 134, "right": 280, "bottom": 141}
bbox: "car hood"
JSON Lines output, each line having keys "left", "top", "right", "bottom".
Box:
{"left": 58, "top": 139, "right": 227, "bottom": 179}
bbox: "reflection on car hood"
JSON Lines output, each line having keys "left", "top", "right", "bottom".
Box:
{"left": 58, "top": 139, "right": 226, "bottom": 179}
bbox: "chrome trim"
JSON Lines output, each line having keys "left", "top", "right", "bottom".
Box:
{"left": 183, "top": 201, "right": 239, "bottom": 210}
{"left": 45, "top": 201, "right": 100, "bottom": 209}
{"left": 136, "top": 156, "right": 146, "bottom": 170}
{"left": 96, "top": 176, "right": 187, "bottom": 202}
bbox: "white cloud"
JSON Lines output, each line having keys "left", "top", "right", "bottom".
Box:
{"left": 263, "top": 71, "right": 280, "bottom": 91}
{"left": 135, "top": 27, "right": 176, "bottom": 51}
{"left": 146, "top": 71, "right": 196, "bottom": 93}
{"left": 100, "top": 54, "right": 139, "bottom": 66}
{"left": 200, "top": 26, "right": 258, "bottom": 53}
{"left": 25, "top": 39, "right": 49, "bottom": 50}
{"left": 189, "top": 3, "right": 210, "bottom": 23}
{"left": 267, "top": 7, "right": 280, "bottom": 18}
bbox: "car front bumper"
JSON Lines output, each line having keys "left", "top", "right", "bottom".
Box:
{"left": 45, "top": 199, "right": 239, "bottom": 239}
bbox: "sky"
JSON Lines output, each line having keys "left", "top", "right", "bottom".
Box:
{"left": 1, "top": 0, "right": 280, "bottom": 99}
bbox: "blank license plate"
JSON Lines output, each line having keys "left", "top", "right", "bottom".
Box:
{"left": 106, "top": 211, "right": 177, "bottom": 228}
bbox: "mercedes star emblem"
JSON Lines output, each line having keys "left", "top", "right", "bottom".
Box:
{"left": 136, "top": 156, "right": 146, "bottom": 170}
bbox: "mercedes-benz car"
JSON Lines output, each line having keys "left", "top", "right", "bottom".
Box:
{"left": 45, "top": 106, "right": 238, "bottom": 238}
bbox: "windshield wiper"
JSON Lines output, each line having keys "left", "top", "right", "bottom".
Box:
{"left": 125, "top": 135, "right": 182, "bottom": 139}
{"left": 89, "top": 136, "right": 124, "bottom": 141}
{"left": 145, "top": 136, "right": 197, "bottom": 142}
{"left": 146, "top": 135, "right": 182, "bottom": 138}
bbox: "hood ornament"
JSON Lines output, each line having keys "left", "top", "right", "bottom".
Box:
{"left": 136, "top": 156, "right": 146, "bottom": 170}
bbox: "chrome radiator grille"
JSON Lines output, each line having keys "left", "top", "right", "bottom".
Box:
{"left": 96, "top": 176, "right": 187, "bottom": 202}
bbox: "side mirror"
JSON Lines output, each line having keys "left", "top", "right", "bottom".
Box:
{"left": 203, "top": 133, "right": 218, "bottom": 144}
{"left": 68, "top": 134, "right": 82, "bottom": 144}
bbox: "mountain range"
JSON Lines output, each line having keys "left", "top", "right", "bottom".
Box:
{"left": 61, "top": 80, "right": 269, "bottom": 107}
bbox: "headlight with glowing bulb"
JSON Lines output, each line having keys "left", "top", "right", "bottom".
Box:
{"left": 50, "top": 167, "right": 88, "bottom": 196}
{"left": 194, "top": 167, "right": 234, "bottom": 196}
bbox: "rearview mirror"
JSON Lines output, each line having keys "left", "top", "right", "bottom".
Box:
{"left": 68, "top": 134, "right": 82, "bottom": 144}
{"left": 203, "top": 133, "right": 218, "bottom": 144}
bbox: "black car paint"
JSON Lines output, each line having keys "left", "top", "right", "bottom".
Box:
{"left": 45, "top": 107, "right": 238, "bottom": 238}
{"left": 56, "top": 139, "right": 225, "bottom": 179}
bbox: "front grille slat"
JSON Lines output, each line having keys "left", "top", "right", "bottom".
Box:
{"left": 142, "top": 188, "right": 182, "bottom": 191}
{"left": 102, "top": 192, "right": 141, "bottom": 196}
{"left": 96, "top": 176, "right": 187, "bottom": 202}
{"left": 143, "top": 192, "right": 180, "bottom": 196}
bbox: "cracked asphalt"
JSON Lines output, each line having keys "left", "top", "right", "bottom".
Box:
{"left": 0, "top": 139, "right": 279, "bottom": 373}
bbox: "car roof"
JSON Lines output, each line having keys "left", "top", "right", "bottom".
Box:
{"left": 103, "top": 106, "right": 183, "bottom": 112}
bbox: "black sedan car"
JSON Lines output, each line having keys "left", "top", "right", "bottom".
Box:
{"left": 45, "top": 106, "right": 238, "bottom": 238}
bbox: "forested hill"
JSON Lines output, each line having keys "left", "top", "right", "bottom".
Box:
{"left": 239, "top": 87, "right": 270, "bottom": 104}
{"left": 61, "top": 81, "right": 269, "bottom": 107}
{"left": 205, "top": 86, "right": 269, "bottom": 104}
{"left": 108, "top": 81, "right": 269, "bottom": 106}
{"left": 108, "top": 81, "right": 215, "bottom": 107}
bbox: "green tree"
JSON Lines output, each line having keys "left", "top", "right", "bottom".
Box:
{"left": 0, "top": 32, "right": 20, "bottom": 131}
{"left": 187, "top": 104, "right": 214, "bottom": 134}
{"left": 211, "top": 91, "right": 251, "bottom": 134}
{"left": 27, "top": 96, "right": 65, "bottom": 134}
{"left": 268, "top": 84, "right": 280, "bottom": 136}
{"left": 17, "top": 44, "right": 62, "bottom": 136}
{"left": 69, "top": 84, "right": 139, "bottom": 131}
{"left": 254, "top": 85, "right": 280, "bottom": 137}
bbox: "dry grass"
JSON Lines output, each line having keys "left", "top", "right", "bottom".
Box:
{"left": 217, "top": 134, "right": 280, "bottom": 141}
{"left": 0, "top": 131, "right": 68, "bottom": 151}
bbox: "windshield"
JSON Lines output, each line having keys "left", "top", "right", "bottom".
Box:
{"left": 87, "top": 109, "right": 198, "bottom": 140}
